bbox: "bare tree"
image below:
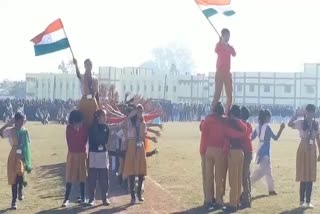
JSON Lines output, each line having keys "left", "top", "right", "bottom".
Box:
{"left": 58, "top": 60, "right": 75, "bottom": 74}
{"left": 140, "top": 43, "right": 194, "bottom": 75}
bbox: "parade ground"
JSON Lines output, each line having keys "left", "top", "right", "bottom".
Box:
{"left": 0, "top": 122, "right": 319, "bottom": 214}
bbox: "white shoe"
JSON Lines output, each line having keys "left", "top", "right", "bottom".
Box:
{"left": 299, "top": 202, "right": 306, "bottom": 207}
{"left": 306, "top": 203, "right": 314, "bottom": 209}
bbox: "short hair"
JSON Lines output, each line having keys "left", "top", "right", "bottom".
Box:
{"left": 306, "top": 104, "right": 316, "bottom": 113}
{"left": 214, "top": 102, "right": 224, "bottom": 116}
{"left": 229, "top": 105, "right": 241, "bottom": 118}
{"left": 221, "top": 28, "right": 230, "bottom": 36}
{"left": 84, "top": 59, "right": 92, "bottom": 64}
{"left": 68, "top": 110, "right": 83, "bottom": 124}
{"left": 240, "top": 106, "right": 250, "bottom": 121}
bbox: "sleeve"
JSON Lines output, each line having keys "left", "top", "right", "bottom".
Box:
{"left": 1, "top": 128, "right": 12, "bottom": 139}
{"left": 293, "top": 120, "right": 303, "bottom": 130}
{"left": 267, "top": 126, "right": 277, "bottom": 141}
{"left": 215, "top": 42, "right": 224, "bottom": 54}
{"left": 251, "top": 129, "right": 257, "bottom": 140}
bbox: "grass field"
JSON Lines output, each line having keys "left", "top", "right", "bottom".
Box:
{"left": 0, "top": 122, "right": 319, "bottom": 214}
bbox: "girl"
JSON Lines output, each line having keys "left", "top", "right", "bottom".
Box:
{"left": 0, "top": 112, "right": 32, "bottom": 210}
{"left": 87, "top": 109, "right": 110, "bottom": 206}
{"left": 251, "top": 110, "right": 285, "bottom": 195}
{"left": 74, "top": 58, "right": 99, "bottom": 127}
{"left": 288, "top": 104, "right": 320, "bottom": 208}
{"left": 62, "top": 110, "right": 88, "bottom": 207}
{"left": 122, "top": 105, "right": 148, "bottom": 204}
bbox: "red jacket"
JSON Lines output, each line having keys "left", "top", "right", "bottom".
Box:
{"left": 242, "top": 121, "right": 253, "bottom": 153}
{"left": 66, "top": 124, "right": 88, "bottom": 153}
{"left": 215, "top": 41, "right": 236, "bottom": 72}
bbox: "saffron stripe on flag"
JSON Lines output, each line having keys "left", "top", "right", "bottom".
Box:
{"left": 196, "top": 0, "right": 230, "bottom": 6}
{"left": 31, "top": 19, "right": 64, "bottom": 44}
{"left": 34, "top": 38, "right": 69, "bottom": 56}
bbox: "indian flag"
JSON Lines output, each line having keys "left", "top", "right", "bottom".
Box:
{"left": 31, "top": 19, "right": 70, "bottom": 56}
{"left": 196, "top": 0, "right": 235, "bottom": 17}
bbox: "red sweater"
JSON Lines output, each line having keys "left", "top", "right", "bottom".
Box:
{"left": 200, "top": 114, "right": 245, "bottom": 155}
{"left": 66, "top": 124, "right": 88, "bottom": 153}
{"left": 215, "top": 41, "right": 236, "bottom": 72}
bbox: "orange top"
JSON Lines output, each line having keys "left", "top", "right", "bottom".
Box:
{"left": 215, "top": 41, "right": 236, "bottom": 72}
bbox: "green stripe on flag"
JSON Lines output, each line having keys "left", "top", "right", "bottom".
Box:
{"left": 202, "top": 8, "right": 218, "bottom": 18}
{"left": 223, "top": 10, "right": 235, "bottom": 16}
{"left": 34, "top": 38, "right": 70, "bottom": 56}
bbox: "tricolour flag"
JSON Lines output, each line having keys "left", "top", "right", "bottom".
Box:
{"left": 195, "top": 0, "right": 235, "bottom": 18}
{"left": 31, "top": 19, "right": 70, "bottom": 56}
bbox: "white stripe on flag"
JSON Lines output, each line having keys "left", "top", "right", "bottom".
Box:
{"left": 37, "top": 29, "right": 66, "bottom": 45}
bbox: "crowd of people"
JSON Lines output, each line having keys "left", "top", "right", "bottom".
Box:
{"left": 200, "top": 103, "right": 320, "bottom": 212}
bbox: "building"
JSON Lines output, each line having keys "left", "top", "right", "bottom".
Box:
{"left": 25, "top": 63, "right": 320, "bottom": 108}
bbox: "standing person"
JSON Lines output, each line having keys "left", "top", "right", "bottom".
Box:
{"left": 87, "top": 109, "right": 111, "bottom": 206}
{"left": 212, "top": 28, "right": 236, "bottom": 115}
{"left": 288, "top": 104, "right": 320, "bottom": 208}
{"left": 223, "top": 105, "right": 247, "bottom": 213}
{"left": 122, "top": 105, "right": 147, "bottom": 204}
{"left": 73, "top": 58, "right": 99, "bottom": 127}
{"left": 199, "top": 120, "right": 215, "bottom": 206}
{"left": 240, "top": 106, "right": 253, "bottom": 208}
{"left": 201, "top": 102, "right": 245, "bottom": 210}
{"left": 0, "top": 112, "right": 32, "bottom": 210}
{"left": 251, "top": 110, "right": 285, "bottom": 195}
{"left": 62, "top": 110, "right": 88, "bottom": 207}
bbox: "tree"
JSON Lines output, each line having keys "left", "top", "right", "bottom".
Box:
{"left": 140, "top": 43, "right": 195, "bottom": 75}
{"left": 58, "top": 60, "right": 75, "bottom": 74}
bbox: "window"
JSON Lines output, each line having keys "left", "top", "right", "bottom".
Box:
{"left": 137, "top": 85, "right": 140, "bottom": 92}
{"left": 166, "top": 85, "right": 168, "bottom": 92}
{"left": 60, "top": 82, "right": 63, "bottom": 90}
{"left": 263, "top": 85, "right": 270, "bottom": 93}
{"left": 284, "top": 85, "right": 291, "bottom": 93}
{"left": 144, "top": 85, "right": 147, "bottom": 92}
{"left": 130, "top": 85, "right": 133, "bottom": 91}
{"left": 173, "top": 86, "right": 177, "bottom": 92}
{"left": 158, "top": 85, "right": 162, "bottom": 92}
{"left": 209, "top": 83, "right": 213, "bottom": 87}
{"left": 237, "top": 84, "right": 242, "bottom": 92}
{"left": 151, "top": 85, "right": 154, "bottom": 92}
{"left": 306, "top": 85, "right": 315, "bottom": 94}
{"left": 66, "top": 83, "right": 69, "bottom": 90}
{"left": 249, "top": 84, "right": 254, "bottom": 92}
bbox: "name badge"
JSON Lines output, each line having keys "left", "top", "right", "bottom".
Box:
{"left": 98, "top": 145, "right": 104, "bottom": 151}
{"left": 309, "top": 140, "right": 315, "bottom": 145}
{"left": 86, "top": 95, "right": 93, "bottom": 99}
{"left": 16, "top": 149, "right": 22, "bottom": 154}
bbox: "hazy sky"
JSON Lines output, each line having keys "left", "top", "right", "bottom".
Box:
{"left": 0, "top": 0, "right": 319, "bottom": 80}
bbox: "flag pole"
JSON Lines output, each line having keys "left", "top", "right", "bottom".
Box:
{"left": 194, "top": 2, "right": 222, "bottom": 39}
{"left": 60, "top": 19, "right": 76, "bottom": 60}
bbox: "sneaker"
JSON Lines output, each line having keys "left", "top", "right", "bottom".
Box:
{"left": 18, "top": 195, "right": 25, "bottom": 201}
{"left": 88, "top": 200, "right": 95, "bottom": 207}
{"left": 306, "top": 203, "right": 314, "bottom": 209}
{"left": 61, "top": 200, "right": 69, "bottom": 207}
{"left": 76, "top": 196, "right": 82, "bottom": 203}
{"left": 103, "top": 198, "right": 111, "bottom": 206}
{"left": 11, "top": 202, "right": 17, "bottom": 210}
{"left": 299, "top": 201, "right": 305, "bottom": 207}
{"left": 137, "top": 194, "right": 145, "bottom": 202}
{"left": 222, "top": 206, "right": 237, "bottom": 213}
{"left": 203, "top": 202, "right": 214, "bottom": 210}
{"left": 269, "top": 191, "right": 278, "bottom": 196}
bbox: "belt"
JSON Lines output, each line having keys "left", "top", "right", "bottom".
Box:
{"left": 83, "top": 95, "right": 93, "bottom": 99}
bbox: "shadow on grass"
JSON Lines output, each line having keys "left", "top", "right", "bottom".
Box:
{"left": 173, "top": 206, "right": 224, "bottom": 214}
{"left": 279, "top": 207, "right": 309, "bottom": 214}
{"left": 251, "top": 194, "right": 269, "bottom": 202}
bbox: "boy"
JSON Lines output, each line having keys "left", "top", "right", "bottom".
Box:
{"left": 212, "top": 28, "right": 236, "bottom": 115}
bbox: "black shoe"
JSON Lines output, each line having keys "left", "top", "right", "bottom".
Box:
{"left": 203, "top": 202, "right": 214, "bottom": 210}
{"left": 222, "top": 206, "right": 237, "bottom": 213}
{"left": 240, "top": 202, "right": 251, "bottom": 209}
{"left": 269, "top": 191, "right": 278, "bottom": 196}
{"left": 76, "top": 196, "right": 82, "bottom": 203}
{"left": 214, "top": 203, "right": 224, "bottom": 210}
{"left": 18, "top": 195, "right": 24, "bottom": 201}
{"left": 103, "top": 198, "right": 111, "bottom": 206}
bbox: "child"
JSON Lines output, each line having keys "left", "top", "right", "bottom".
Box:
{"left": 212, "top": 28, "right": 236, "bottom": 115}
{"left": 0, "top": 112, "right": 32, "bottom": 210}
{"left": 288, "top": 104, "right": 320, "bottom": 208}
{"left": 251, "top": 110, "right": 285, "bottom": 195}
{"left": 87, "top": 109, "right": 110, "bottom": 206}
{"left": 62, "top": 110, "right": 88, "bottom": 207}
{"left": 240, "top": 106, "right": 253, "bottom": 208}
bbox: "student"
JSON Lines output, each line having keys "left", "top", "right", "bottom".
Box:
{"left": 62, "top": 110, "right": 88, "bottom": 207}
{"left": 251, "top": 110, "right": 285, "bottom": 195}
{"left": 201, "top": 102, "right": 245, "bottom": 210}
{"left": 288, "top": 104, "right": 320, "bottom": 208}
{"left": 223, "top": 105, "right": 247, "bottom": 213}
{"left": 0, "top": 112, "right": 32, "bottom": 210}
{"left": 240, "top": 106, "right": 253, "bottom": 208}
{"left": 212, "top": 28, "right": 236, "bottom": 115}
{"left": 87, "top": 109, "right": 111, "bottom": 206}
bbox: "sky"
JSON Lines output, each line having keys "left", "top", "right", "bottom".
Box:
{"left": 0, "top": 0, "right": 320, "bottom": 80}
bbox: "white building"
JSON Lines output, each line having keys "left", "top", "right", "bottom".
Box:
{"left": 25, "top": 63, "right": 320, "bottom": 108}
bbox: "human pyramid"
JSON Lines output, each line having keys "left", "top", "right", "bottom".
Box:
{"left": 200, "top": 29, "right": 320, "bottom": 213}
{"left": 0, "top": 57, "right": 163, "bottom": 210}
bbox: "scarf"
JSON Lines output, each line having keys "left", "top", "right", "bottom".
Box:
{"left": 17, "top": 129, "right": 32, "bottom": 173}
{"left": 255, "top": 123, "right": 268, "bottom": 164}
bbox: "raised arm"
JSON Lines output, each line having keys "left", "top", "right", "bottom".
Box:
{"left": 73, "top": 58, "right": 81, "bottom": 80}
{"left": 269, "top": 124, "right": 285, "bottom": 141}
{"left": 288, "top": 114, "right": 298, "bottom": 128}
{"left": 0, "top": 119, "right": 14, "bottom": 138}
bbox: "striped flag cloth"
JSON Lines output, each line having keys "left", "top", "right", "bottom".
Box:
{"left": 195, "top": 0, "right": 235, "bottom": 18}
{"left": 30, "top": 19, "right": 70, "bottom": 56}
